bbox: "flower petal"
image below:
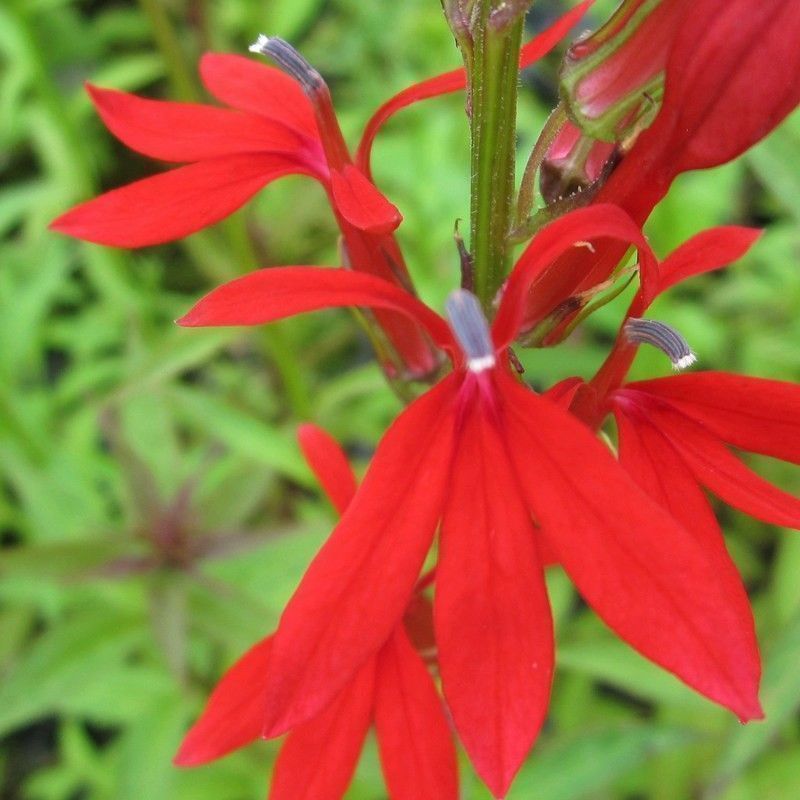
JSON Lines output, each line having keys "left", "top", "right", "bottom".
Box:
{"left": 330, "top": 165, "right": 402, "bottom": 234}
{"left": 642, "top": 226, "right": 762, "bottom": 306}
{"left": 174, "top": 635, "right": 272, "bottom": 766}
{"left": 657, "top": 0, "right": 800, "bottom": 176}
{"left": 261, "top": 376, "right": 458, "bottom": 737}
{"left": 637, "top": 398, "right": 800, "bottom": 530}
{"left": 436, "top": 377, "right": 553, "bottom": 798}
{"left": 86, "top": 84, "right": 305, "bottom": 163}
{"left": 493, "top": 204, "right": 656, "bottom": 348}
{"left": 628, "top": 372, "right": 800, "bottom": 465}
{"left": 178, "top": 266, "right": 455, "bottom": 355}
{"left": 50, "top": 153, "right": 307, "bottom": 247}
{"left": 498, "top": 369, "right": 762, "bottom": 721}
{"left": 199, "top": 53, "right": 318, "bottom": 138}
{"left": 297, "top": 423, "right": 357, "bottom": 515}
{"left": 374, "top": 626, "right": 459, "bottom": 800}
{"left": 268, "top": 660, "right": 375, "bottom": 800}
{"left": 355, "top": 0, "right": 594, "bottom": 173}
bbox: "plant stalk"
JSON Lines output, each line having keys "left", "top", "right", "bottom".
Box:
{"left": 469, "top": 3, "right": 524, "bottom": 310}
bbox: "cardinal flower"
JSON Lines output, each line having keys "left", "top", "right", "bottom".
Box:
{"left": 179, "top": 204, "right": 762, "bottom": 798}
{"left": 517, "top": 0, "right": 800, "bottom": 334}
{"left": 175, "top": 424, "right": 457, "bottom": 800}
{"left": 49, "top": 2, "right": 594, "bottom": 378}
{"left": 571, "top": 225, "right": 800, "bottom": 544}
{"left": 49, "top": 39, "right": 443, "bottom": 376}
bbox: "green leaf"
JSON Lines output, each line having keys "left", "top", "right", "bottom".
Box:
{"left": 507, "top": 726, "right": 694, "bottom": 800}
{"left": 0, "top": 608, "right": 144, "bottom": 737}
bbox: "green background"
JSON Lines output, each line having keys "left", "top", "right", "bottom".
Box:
{"left": 1, "top": 0, "right": 799, "bottom": 797}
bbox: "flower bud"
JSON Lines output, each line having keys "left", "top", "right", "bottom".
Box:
{"left": 559, "top": 0, "right": 691, "bottom": 143}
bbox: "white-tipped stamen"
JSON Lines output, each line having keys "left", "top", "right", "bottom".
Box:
{"left": 248, "top": 34, "right": 324, "bottom": 95}
{"left": 248, "top": 34, "right": 271, "bottom": 55}
{"left": 445, "top": 289, "right": 496, "bottom": 373}
{"left": 624, "top": 317, "right": 697, "bottom": 371}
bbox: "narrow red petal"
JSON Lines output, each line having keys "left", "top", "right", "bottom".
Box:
{"left": 374, "top": 626, "right": 459, "bottom": 800}
{"left": 297, "top": 423, "right": 357, "bottom": 514}
{"left": 642, "top": 226, "right": 762, "bottom": 306}
{"left": 86, "top": 84, "right": 304, "bottom": 163}
{"left": 498, "top": 369, "right": 762, "bottom": 722}
{"left": 437, "top": 377, "right": 553, "bottom": 798}
{"left": 178, "top": 266, "right": 456, "bottom": 355}
{"left": 261, "top": 377, "right": 458, "bottom": 737}
{"left": 657, "top": 0, "right": 800, "bottom": 176}
{"left": 614, "top": 402, "right": 767, "bottom": 589}
{"left": 355, "top": 0, "right": 594, "bottom": 173}
{"left": 637, "top": 398, "right": 800, "bottom": 530}
{"left": 628, "top": 372, "right": 800, "bottom": 465}
{"left": 493, "top": 204, "right": 656, "bottom": 347}
{"left": 50, "top": 153, "right": 306, "bottom": 247}
{"left": 543, "top": 376, "right": 585, "bottom": 407}
{"left": 199, "top": 53, "right": 318, "bottom": 138}
{"left": 174, "top": 636, "right": 272, "bottom": 766}
{"left": 329, "top": 165, "right": 402, "bottom": 234}
{"left": 268, "top": 660, "right": 375, "bottom": 800}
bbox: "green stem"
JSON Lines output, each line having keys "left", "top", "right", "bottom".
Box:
{"left": 469, "top": 5, "right": 523, "bottom": 310}
{"left": 137, "top": 0, "right": 200, "bottom": 101}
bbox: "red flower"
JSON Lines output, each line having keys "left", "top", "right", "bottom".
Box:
{"left": 518, "top": 0, "right": 800, "bottom": 334}
{"left": 48, "top": 0, "right": 593, "bottom": 378}
{"left": 572, "top": 226, "right": 800, "bottom": 543}
{"left": 175, "top": 423, "right": 458, "bottom": 800}
{"left": 178, "top": 204, "right": 762, "bottom": 798}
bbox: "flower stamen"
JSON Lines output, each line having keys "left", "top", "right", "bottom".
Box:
{"left": 624, "top": 317, "right": 697, "bottom": 370}
{"left": 445, "top": 290, "right": 496, "bottom": 373}
{"left": 249, "top": 35, "right": 325, "bottom": 96}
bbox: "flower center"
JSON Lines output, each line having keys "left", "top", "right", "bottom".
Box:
{"left": 445, "top": 289, "right": 496, "bottom": 373}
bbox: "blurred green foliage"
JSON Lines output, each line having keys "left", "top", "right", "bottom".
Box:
{"left": 1, "top": 0, "right": 799, "bottom": 798}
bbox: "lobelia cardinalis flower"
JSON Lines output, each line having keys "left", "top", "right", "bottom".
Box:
{"left": 175, "top": 423, "right": 458, "bottom": 800}
{"left": 49, "top": 40, "right": 439, "bottom": 378}
{"left": 178, "top": 204, "right": 762, "bottom": 798}
{"left": 48, "top": 0, "right": 593, "bottom": 379}
{"left": 515, "top": 0, "right": 800, "bottom": 336}
{"left": 569, "top": 226, "right": 800, "bottom": 545}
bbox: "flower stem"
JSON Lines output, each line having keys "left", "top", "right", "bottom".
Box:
{"left": 469, "top": 4, "right": 524, "bottom": 311}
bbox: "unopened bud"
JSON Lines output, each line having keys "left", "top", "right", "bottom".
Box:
{"left": 559, "top": 0, "right": 691, "bottom": 143}
{"left": 624, "top": 317, "right": 696, "bottom": 370}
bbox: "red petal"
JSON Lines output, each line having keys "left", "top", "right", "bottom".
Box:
{"left": 636, "top": 398, "right": 800, "bottom": 530}
{"left": 628, "top": 372, "right": 800, "bottom": 465}
{"left": 642, "top": 226, "right": 762, "bottom": 306}
{"left": 178, "top": 266, "right": 456, "bottom": 355}
{"left": 374, "top": 626, "right": 459, "bottom": 800}
{"left": 613, "top": 403, "right": 765, "bottom": 589}
{"left": 436, "top": 377, "right": 553, "bottom": 798}
{"left": 543, "top": 376, "right": 584, "bottom": 407}
{"left": 355, "top": 0, "right": 594, "bottom": 173}
{"left": 50, "top": 153, "right": 306, "bottom": 247}
{"left": 86, "top": 84, "right": 304, "bottom": 163}
{"left": 493, "top": 204, "right": 656, "bottom": 347}
{"left": 297, "top": 423, "right": 357, "bottom": 514}
{"left": 498, "top": 369, "right": 762, "bottom": 722}
{"left": 174, "top": 635, "right": 272, "bottom": 766}
{"left": 268, "top": 660, "right": 375, "bottom": 800}
{"left": 656, "top": 0, "right": 800, "bottom": 176}
{"left": 199, "top": 53, "right": 318, "bottom": 138}
{"left": 261, "top": 377, "right": 458, "bottom": 737}
{"left": 330, "top": 165, "right": 402, "bottom": 234}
